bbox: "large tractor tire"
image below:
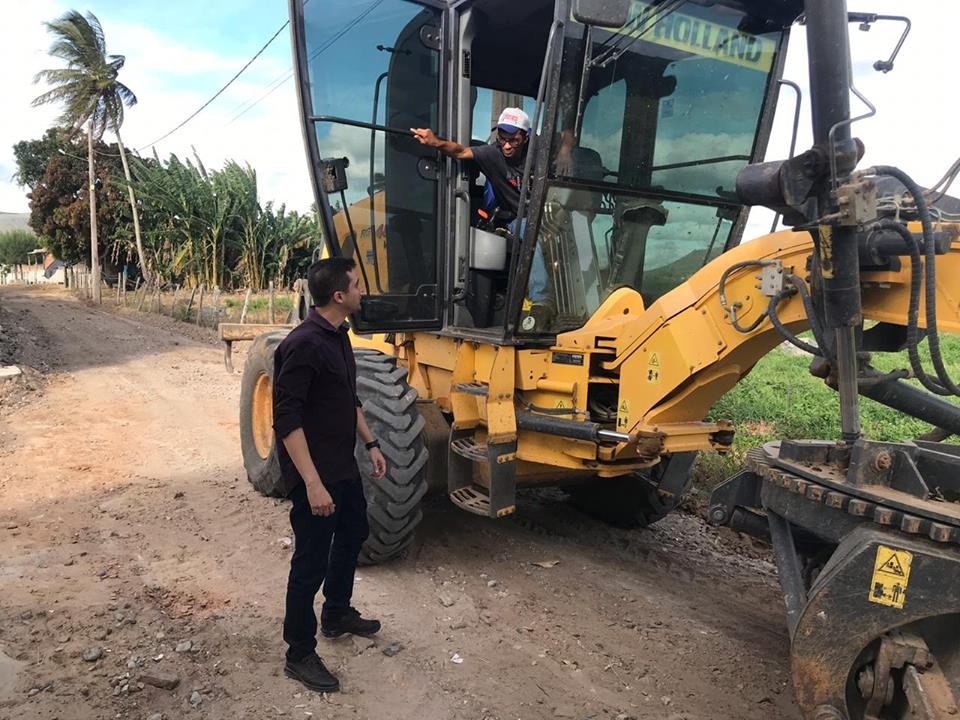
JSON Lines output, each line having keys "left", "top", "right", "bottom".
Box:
{"left": 570, "top": 452, "right": 696, "bottom": 528}
{"left": 354, "top": 349, "right": 429, "bottom": 564}
{"left": 239, "top": 339, "right": 429, "bottom": 563}
{"left": 239, "top": 331, "right": 295, "bottom": 497}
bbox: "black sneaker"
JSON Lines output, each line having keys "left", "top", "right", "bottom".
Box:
{"left": 321, "top": 607, "right": 381, "bottom": 639}
{"left": 284, "top": 653, "right": 340, "bottom": 693}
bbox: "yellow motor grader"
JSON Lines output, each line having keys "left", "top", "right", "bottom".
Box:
{"left": 220, "top": 0, "right": 960, "bottom": 716}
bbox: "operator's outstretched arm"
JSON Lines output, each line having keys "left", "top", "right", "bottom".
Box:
{"left": 410, "top": 128, "right": 473, "bottom": 160}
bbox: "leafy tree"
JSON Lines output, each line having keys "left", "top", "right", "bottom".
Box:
{"left": 32, "top": 10, "right": 144, "bottom": 301}
{"left": 12, "top": 127, "right": 77, "bottom": 190}
{"left": 0, "top": 230, "right": 41, "bottom": 270}
{"left": 27, "top": 146, "right": 131, "bottom": 264}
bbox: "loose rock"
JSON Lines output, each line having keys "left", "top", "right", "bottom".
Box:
{"left": 82, "top": 647, "right": 103, "bottom": 662}
{"left": 382, "top": 642, "right": 403, "bottom": 657}
{"left": 140, "top": 671, "right": 180, "bottom": 690}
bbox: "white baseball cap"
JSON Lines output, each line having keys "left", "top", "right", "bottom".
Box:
{"left": 496, "top": 107, "right": 531, "bottom": 134}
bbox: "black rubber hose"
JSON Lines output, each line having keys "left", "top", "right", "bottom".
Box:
{"left": 871, "top": 166, "right": 960, "bottom": 395}
{"left": 718, "top": 260, "right": 772, "bottom": 333}
{"left": 872, "top": 219, "right": 947, "bottom": 394}
{"left": 768, "top": 288, "right": 821, "bottom": 355}
{"left": 786, "top": 273, "right": 828, "bottom": 353}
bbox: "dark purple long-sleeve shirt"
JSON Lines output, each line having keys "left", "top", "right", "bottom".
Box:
{"left": 272, "top": 309, "right": 361, "bottom": 490}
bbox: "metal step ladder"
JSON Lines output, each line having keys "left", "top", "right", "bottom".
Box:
{"left": 447, "top": 383, "right": 517, "bottom": 518}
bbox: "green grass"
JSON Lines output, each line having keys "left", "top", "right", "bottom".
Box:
{"left": 222, "top": 296, "right": 294, "bottom": 313}
{"left": 693, "top": 334, "right": 960, "bottom": 490}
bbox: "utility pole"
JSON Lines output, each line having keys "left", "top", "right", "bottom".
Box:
{"left": 87, "top": 118, "right": 101, "bottom": 304}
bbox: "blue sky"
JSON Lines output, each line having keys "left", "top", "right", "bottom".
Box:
{"left": 93, "top": 0, "right": 287, "bottom": 51}
{"left": 2, "top": 0, "right": 307, "bottom": 213}
{"left": 2, "top": 0, "right": 959, "bottom": 239}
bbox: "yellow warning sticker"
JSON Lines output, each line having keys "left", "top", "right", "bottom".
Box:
{"left": 647, "top": 352, "right": 661, "bottom": 384}
{"left": 868, "top": 545, "right": 913, "bottom": 609}
{"left": 616, "top": 399, "right": 630, "bottom": 431}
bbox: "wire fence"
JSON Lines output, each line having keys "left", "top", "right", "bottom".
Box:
{"left": 64, "top": 266, "right": 300, "bottom": 328}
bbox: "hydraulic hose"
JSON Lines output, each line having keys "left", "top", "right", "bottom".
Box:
{"left": 871, "top": 219, "right": 947, "bottom": 394}
{"left": 788, "top": 273, "right": 827, "bottom": 352}
{"left": 868, "top": 166, "right": 960, "bottom": 395}
{"left": 768, "top": 288, "right": 821, "bottom": 356}
{"left": 718, "top": 260, "right": 775, "bottom": 333}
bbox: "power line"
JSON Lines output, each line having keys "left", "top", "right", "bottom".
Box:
{"left": 223, "top": 0, "right": 384, "bottom": 128}
{"left": 225, "top": 69, "right": 294, "bottom": 126}
{"left": 136, "top": 20, "right": 290, "bottom": 151}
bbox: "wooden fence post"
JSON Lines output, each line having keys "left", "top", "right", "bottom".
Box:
{"left": 240, "top": 287, "right": 252, "bottom": 324}
{"left": 154, "top": 282, "right": 162, "bottom": 313}
{"left": 268, "top": 280, "right": 275, "bottom": 324}
{"left": 170, "top": 285, "right": 181, "bottom": 318}
{"left": 121, "top": 269, "right": 127, "bottom": 306}
{"left": 212, "top": 285, "right": 221, "bottom": 326}
{"left": 137, "top": 280, "right": 150, "bottom": 311}
{"left": 185, "top": 284, "right": 198, "bottom": 317}
{"left": 195, "top": 284, "right": 205, "bottom": 326}
{"left": 290, "top": 280, "right": 300, "bottom": 321}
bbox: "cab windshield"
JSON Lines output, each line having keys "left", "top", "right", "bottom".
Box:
{"left": 521, "top": 1, "right": 788, "bottom": 334}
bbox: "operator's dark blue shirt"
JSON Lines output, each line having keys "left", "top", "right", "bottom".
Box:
{"left": 272, "top": 309, "right": 360, "bottom": 491}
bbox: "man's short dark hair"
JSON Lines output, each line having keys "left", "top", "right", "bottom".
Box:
{"left": 308, "top": 257, "right": 357, "bottom": 307}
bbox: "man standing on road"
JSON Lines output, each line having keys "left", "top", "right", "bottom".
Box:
{"left": 272, "top": 257, "right": 388, "bottom": 693}
{"left": 411, "top": 107, "right": 555, "bottom": 330}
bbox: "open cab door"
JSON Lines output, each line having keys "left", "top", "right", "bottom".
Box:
{"left": 291, "top": 0, "right": 444, "bottom": 332}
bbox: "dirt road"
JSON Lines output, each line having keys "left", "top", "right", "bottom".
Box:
{"left": 0, "top": 285, "right": 799, "bottom": 720}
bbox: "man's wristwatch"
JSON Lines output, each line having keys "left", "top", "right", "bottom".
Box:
{"left": 365, "top": 439, "right": 381, "bottom": 451}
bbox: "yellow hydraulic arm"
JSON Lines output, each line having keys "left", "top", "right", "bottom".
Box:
{"left": 539, "top": 222, "right": 960, "bottom": 471}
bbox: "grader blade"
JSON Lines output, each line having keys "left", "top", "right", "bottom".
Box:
{"left": 712, "top": 438, "right": 960, "bottom": 719}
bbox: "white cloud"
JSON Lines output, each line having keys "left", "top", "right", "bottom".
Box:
{"left": 0, "top": 1, "right": 311, "bottom": 215}
{"left": 0, "top": 0, "right": 63, "bottom": 211}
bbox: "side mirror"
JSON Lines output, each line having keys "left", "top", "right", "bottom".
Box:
{"left": 572, "top": 0, "right": 631, "bottom": 29}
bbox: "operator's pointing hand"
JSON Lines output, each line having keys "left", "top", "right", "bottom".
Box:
{"left": 410, "top": 128, "right": 438, "bottom": 147}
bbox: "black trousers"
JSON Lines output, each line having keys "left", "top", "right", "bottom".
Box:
{"left": 282, "top": 474, "right": 369, "bottom": 661}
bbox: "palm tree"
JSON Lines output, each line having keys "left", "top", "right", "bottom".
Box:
{"left": 32, "top": 10, "right": 147, "bottom": 302}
